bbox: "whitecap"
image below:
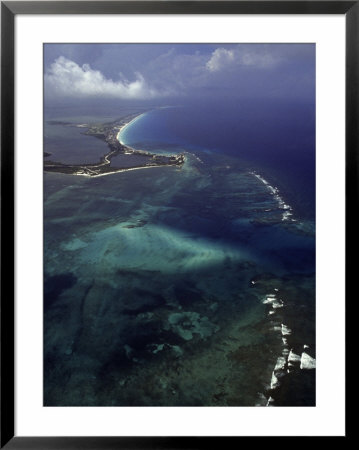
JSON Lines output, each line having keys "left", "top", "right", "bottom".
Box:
{"left": 300, "top": 352, "right": 316, "bottom": 370}
{"left": 288, "top": 350, "right": 301, "bottom": 366}
{"left": 270, "top": 372, "right": 280, "bottom": 389}
{"left": 274, "top": 356, "right": 286, "bottom": 371}
{"left": 272, "top": 300, "right": 284, "bottom": 309}
{"left": 281, "top": 324, "right": 292, "bottom": 336}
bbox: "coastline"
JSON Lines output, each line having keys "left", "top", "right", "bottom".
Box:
{"left": 73, "top": 161, "right": 184, "bottom": 178}
{"left": 44, "top": 111, "right": 185, "bottom": 177}
{"left": 116, "top": 112, "right": 148, "bottom": 146}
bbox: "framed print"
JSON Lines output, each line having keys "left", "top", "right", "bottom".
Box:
{"left": 1, "top": 0, "right": 354, "bottom": 446}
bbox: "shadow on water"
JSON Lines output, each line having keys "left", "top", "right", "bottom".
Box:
{"left": 44, "top": 273, "right": 77, "bottom": 312}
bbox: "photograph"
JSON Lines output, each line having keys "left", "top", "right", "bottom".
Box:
{"left": 43, "top": 43, "right": 316, "bottom": 407}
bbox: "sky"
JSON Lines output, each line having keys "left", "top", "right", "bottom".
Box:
{"left": 44, "top": 43, "right": 315, "bottom": 106}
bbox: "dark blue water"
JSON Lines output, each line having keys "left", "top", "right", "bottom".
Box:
{"left": 121, "top": 100, "right": 315, "bottom": 220}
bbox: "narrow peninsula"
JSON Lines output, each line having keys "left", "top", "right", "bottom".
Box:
{"left": 44, "top": 113, "right": 185, "bottom": 177}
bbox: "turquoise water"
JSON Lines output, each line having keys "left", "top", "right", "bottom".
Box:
{"left": 44, "top": 108, "right": 315, "bottom": 406}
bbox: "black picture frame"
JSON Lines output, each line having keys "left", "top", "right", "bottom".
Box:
{"left": 1, "top": 1, "right": 354, "bottom": 447}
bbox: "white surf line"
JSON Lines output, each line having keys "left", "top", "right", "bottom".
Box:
{"left": 116, "top": 110, "right": 195, "bottom": 170}
{"left": 116, "top": 112, "right": 148, "bottom": 145}
{"left": 250, "top": 171, "right": 295, "bottom": 222}
{"left": 262, "top": 291, "right": 316, "bottom": 406}
{"left": 187, "top": 152, "right": 204, "bottom": 164}
{"left": 75, "top": 112, "right": 184, "bottom": 177}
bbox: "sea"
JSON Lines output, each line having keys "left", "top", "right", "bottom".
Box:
{"left": 44, "top": 99, "right": 315, "bottom": 406}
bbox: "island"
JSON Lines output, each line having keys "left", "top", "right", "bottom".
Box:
{"left": 44, "top": 113, "right": 185, "bottom": 177}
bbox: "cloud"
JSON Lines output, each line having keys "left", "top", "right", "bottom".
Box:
{"left": 239, "top": 48, "right": 279, "bottom": 67}
{"left": 43, "top": 44, "right": 315, "bottom": 103}
{"left": 206, "top": 45, "right": 281, "bottom": 73}
{"left": 206, "top": 48, "right": 235, "bottom": 72}
{"left": 45, "top": 56, "right": 162, "bottom": 99}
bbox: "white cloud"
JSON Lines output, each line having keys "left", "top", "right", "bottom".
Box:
{"left": 206, "top": 45, "right": 281, "bottom": 73}
{"left": 239, "top": 49, "right": 279, "bottom": 67}
{"left": 45, "top": 56, "right": 161, "bottom": 99}
{"left": 206, "top": 48, "right": 235, "bottom": 72}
